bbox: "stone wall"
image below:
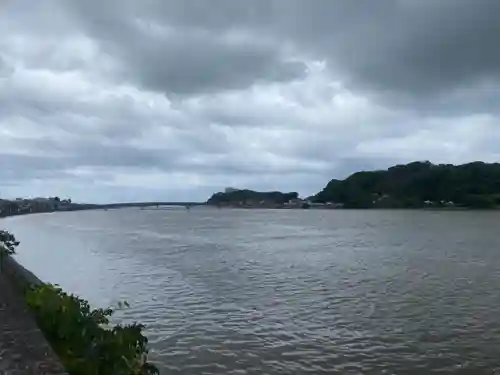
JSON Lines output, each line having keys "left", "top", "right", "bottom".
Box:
{"left": 3, "top": 255, "right": 44, "bottom": 289}
{"left": 0, "top": 255, "right": 68, "bottom": 374}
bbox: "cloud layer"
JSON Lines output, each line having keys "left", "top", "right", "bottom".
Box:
{"left": 2, "top": 0, "right": 500, "bottom": 202}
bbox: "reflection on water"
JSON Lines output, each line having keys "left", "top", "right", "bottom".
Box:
{"left": 5, "top": 208, "right": 500, "bottom": 374}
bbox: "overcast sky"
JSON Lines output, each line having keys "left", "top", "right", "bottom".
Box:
{"left": 2, "top": 0, "right": 500, "bottom": 203}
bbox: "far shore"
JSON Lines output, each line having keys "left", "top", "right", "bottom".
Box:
{"left": 0, "top": 200, "right": 206, "bottom": 220}
{"left": 2, "top": 203, "right": 497, "bottom": 222}
{"left": 205, "top": 204, "right": 497, "bottom": 211}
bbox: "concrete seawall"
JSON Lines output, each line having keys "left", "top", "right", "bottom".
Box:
{"left": 0, "top": 255, "right": 68, "bottom": 374}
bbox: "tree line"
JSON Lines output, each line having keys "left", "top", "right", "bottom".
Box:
{"left": 207, "top": 189, "right": 299, "bottom": 205}
{"left": 312, "top": 161, "right": 500, "bottom": 209}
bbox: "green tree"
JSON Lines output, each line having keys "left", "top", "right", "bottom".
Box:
{"left": 0, "top": 230, "right": 19, "bottom": 272}
{"left": 462, "top": 195, "right": 495, "bottom": 209}
{"left": 207, "top": 189, "right": 299, "bottom": 205}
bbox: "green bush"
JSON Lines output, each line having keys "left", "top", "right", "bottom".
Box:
{"left": 26, "top": 284, "right": 159, "bottom": 375}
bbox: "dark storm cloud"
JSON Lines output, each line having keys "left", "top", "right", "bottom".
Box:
{"left": 120, "top": 33, "right": 305, "bottom": 95}
{"left": 295, "top": 0, "right": 500, "bottom": 97}
{"left": 64, "top": 0, "right": 306, "bottom": 95}
{"left": 64, "top": 0, "right": 500, "bottom": 102}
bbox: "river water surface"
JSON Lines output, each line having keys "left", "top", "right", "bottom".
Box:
{"left": 5, "top": 208, "right": 500, "bottom": 374}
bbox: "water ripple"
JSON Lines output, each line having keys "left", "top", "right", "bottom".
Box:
{"left": 6, "top": 208, "right": 500, "bottom": 374}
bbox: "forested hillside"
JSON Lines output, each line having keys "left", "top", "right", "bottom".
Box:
{"left": 207, "top": 189, "right": 299, "bottom": 206}
{"left": 313, "top": 161, "right": 500, "bottom": 208}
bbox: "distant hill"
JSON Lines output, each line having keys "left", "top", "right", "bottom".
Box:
{"left": 207, "top": 189, "right": 299, "bottom": 207}
{"left": 312, "top": 161, "right": 500, "bottom": 209}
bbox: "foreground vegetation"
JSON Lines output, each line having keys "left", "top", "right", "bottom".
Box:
{"left": 0, "top": 231, "right": 158, "bottom": 375}
{"left": 26, "top": 285, "right": 158, "bottom": 375}
{"left": 313, "top": 161, "right": 500, "bottom": 209}
{"left": 0, "top": 230, "right": 19, "bottom": 272}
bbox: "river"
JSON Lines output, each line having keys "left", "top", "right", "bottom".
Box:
{"left": 4, "top": 208, "right": 500, "bottom": 374}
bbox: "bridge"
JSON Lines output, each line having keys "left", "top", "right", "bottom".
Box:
{"left": 93, "top": 201, "right": 206, "bottom": 210}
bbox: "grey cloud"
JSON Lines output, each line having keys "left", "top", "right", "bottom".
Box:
{"left": 0, "top": 56, "right": 10, "bottom": 77}
{"left": 120, "top": 33, "right": 305, "bottom": 95}
{"left": 0, "top": 154, "right": 70, "bottom": 181}
{"left": 63, "top": 0, "right": 306, "bottom": 95}
{"left": 11, "top": 0, "right": 500, "bottom": 103}
{"left": 65, "top": 0, "right": 500, "bottom": 105}
{"left": 2, "top": 0, "right": 500, "bottom": 202}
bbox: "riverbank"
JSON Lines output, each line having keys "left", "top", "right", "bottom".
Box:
{"left": 0, "top": 223, "right": 160, "bottom": 375}
{"left": 206, "top": 204, "right": 493, "bottom": 211}
{"left": 0, "top": 256, "right": 67, "bottom": 374}
{"left": 1, "top": 200, "right": 205, "bottom": 219}
{"left": 0, "top": 244, "right": 159, "bottom": 375}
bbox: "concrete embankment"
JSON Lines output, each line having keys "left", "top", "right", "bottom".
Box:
{"left": 0, "top": 255, "right": 68, "bottom": 374}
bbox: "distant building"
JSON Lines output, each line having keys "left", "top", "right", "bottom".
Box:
{"left": 224, "top": 187, "right": 239, "bottom": 193}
